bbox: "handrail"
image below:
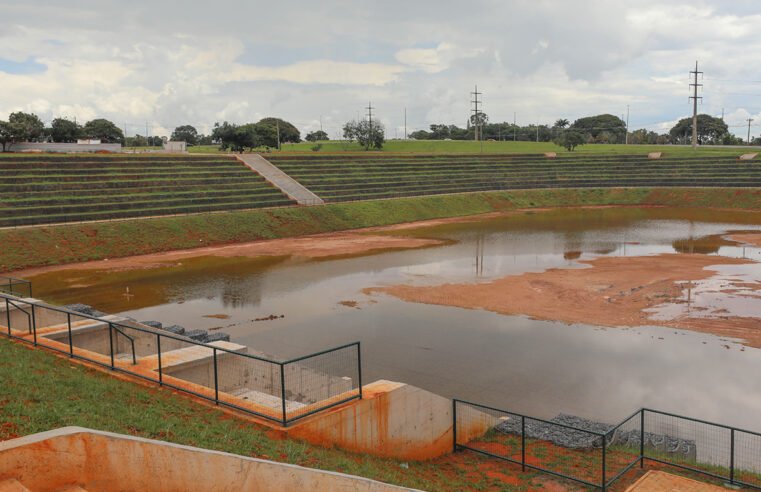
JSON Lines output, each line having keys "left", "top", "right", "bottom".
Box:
{"left": 0, "top": 276, "right": 32, "bottom": 297}
{"left": 6, "top": 298, "right": 32, "bottom": 334}
{"left": 454, "top": 400, "right": 761, "bottom": 491}
{"left": 0, "top": 291, "right": 351, "bottom": 366}
{"left": 109, "top": 323, "right": 137, "bottom": 365}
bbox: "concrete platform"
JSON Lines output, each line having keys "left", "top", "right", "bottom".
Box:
{"left": 625, "top": 471, "right": 728, "bottom": 492}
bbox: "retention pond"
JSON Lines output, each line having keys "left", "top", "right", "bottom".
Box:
{"left": 21, "top": 206, "right": 761, "bottom": 431}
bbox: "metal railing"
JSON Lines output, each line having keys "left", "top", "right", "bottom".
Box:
{"left": 454, "top": 400, "right": 761, "bottom": 490}
{"left": 0, "top": 291, "right": 362, "bottom": 426}
{"left": 0, "top": 276, "right": 32, "bottom": 297}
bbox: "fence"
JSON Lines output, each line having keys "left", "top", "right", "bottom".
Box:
{"left": 0, "top": 276, "right": 32, "bottom": 298}
{"left": 454, "top": 400, "right": 761, "bottom": 490}
{"left": 0, "top": 291, "right": 361, "bottom": 426}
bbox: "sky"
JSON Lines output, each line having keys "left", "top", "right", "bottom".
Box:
{"left": 2, "top": 0, "right": 761, "bottom": 139}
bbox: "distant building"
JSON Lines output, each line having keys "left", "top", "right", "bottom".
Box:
{"left": 76, "top": 139, "right": 102, "bottom": 145}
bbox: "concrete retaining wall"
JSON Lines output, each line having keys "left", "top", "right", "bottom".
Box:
{"left": 289, "top": 380, "right": 497, "bottom": 460}
{"left": 0, "top": 427, "right": 416, "bottom": 491}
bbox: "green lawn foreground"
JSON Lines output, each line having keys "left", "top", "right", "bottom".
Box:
{"left": 0, "top": 336, "right": 545, "bottom": 491}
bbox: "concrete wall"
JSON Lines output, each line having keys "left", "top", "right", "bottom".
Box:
{"left": 289, "top": 380, "right": 496, "bottom": 460}
{"left": 0, "top": 427, "right": 416, "bottom": 492}
{"left": 8, "top": 143, "right": 122, "bottom": 153}
{"left": 165, "top": 354, "right": 354, "bottom": 405}
{"left": 163, "top": 141, "right": 187, "bottom": 152}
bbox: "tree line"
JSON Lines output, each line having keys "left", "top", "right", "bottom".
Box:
{"left": 1, "top": 109, "right": 754, "bottom": 153}
{"left": 410, "top": 113, "right": 754, "bottom": 150}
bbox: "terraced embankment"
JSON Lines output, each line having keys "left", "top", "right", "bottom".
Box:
{"left": 267, "top": 153, "right": 760, "bottom": 202}
{"left": 0, "top": 155, "right": 294, "bottom": 227}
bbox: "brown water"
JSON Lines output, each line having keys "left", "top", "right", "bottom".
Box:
{"left": 27, "top": 207, "right": 761, "bottom": 431}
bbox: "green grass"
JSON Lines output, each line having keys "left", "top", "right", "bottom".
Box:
{"left": 5, "top": 187, "right": 761, "bottom": 273}
{"left": 0, "top": 336, "right": 526, "bottom": 491}
{"left": 279, "top": 140, "right": 754, "bottom": 156}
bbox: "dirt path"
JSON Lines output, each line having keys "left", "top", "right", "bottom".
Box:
{"left": 368, "top": 252, "right": 761, "bottom": 348}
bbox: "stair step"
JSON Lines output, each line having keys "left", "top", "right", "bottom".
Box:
{"left": 0, "top": 479, "right": 31, "bottom": 492}
{"left": 56, "top": 486, "right": 88, "bottom": 492}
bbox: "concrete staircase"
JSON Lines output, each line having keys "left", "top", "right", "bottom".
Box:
{"left": 235, "top": 154, "right": 324, "bottom": 205}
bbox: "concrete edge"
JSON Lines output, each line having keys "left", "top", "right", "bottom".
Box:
{"left": 0, "top": 427, "right": 421, "bottom": 491}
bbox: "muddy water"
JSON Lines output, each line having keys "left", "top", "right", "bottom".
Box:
{"left": 27, "top": 207, "right": 761, "bottom": 430}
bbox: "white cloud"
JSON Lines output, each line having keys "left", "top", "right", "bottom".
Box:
{"left": 0, "top": 1, "right": 760, "bottom": 137}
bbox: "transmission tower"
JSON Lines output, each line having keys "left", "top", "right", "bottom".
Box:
{"left": 365, "top": 101, "right": 375, "bottom": 150}
{"left": 471, "top": 85, "right": 482, "bottom": 141}
{"left": 689, "top": 61, "right": 703, "bottom": 148}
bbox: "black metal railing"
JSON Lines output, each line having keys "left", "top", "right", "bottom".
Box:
{"left": 454, "top": 400, "right": 761, "bottom": 490}
{"left": 0, "top": 291, "right": 362, "bottom": 426}
{"left": 0, "top": 276, "right": 32, "bottom": 298}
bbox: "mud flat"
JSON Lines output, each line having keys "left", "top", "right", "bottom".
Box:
{"left": 10, "top": 232, "right": 447, "bottom": 277}
{"left": 369, "top": 253, "right": 761, "bottom": 348}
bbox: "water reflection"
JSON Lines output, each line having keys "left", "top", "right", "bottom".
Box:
{"left": 26, "top": 206, "right": 761, "bottom": 430}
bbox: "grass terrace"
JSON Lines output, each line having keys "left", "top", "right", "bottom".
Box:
{"left": 0, "top": 154, "right": 294, "bottom": 227}
{"left": 267, "top": 153, "right": 761, "bottom": 202}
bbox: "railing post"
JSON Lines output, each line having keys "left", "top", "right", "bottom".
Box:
{"left": 108, "top": 323, "right": 115, "bottom": 369}
{"left": 357, "top": 342, "right": 363, "bottom": 399}
{"left": 452, "top": 399, "right": 458, "bottom": 453}
{"left": 30, "top": 303, "right": 37, "bottom": 345}
{"left": 602, "top": 433, "right": 607, "bottom": 491}
{"left": 67, "top": 312, "right": 73, "bottom": 357}
{"left": 521, "top": 416, "right": 526, "bottom": 472}
{"left": 5, "top": 298, "right": 10, "bottom": 336}
{"left": 640, "top": 409, "right": 645, "bottom": 468}
{"left": 213, "top": 347, "right": 219, "bottom": 404}
{"left": 280, "top": 363, "right": 287, "bottom": 426}
{"left": 157, "top": 334, "right": 163, "bottom": 386}
{"left": 730, "top": 428, "right": 735, "bottom": 484}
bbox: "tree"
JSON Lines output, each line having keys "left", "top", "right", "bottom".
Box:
{"left": 82, "top": 119, "right": 124, "bottom": 143}
{"left": 553, "top": 118, "right": 570, "bottom": 129}
{"left": 171, "top": 125, "right": 198, "bottom": 145}
{"left": 305, "top": 130, "right": 329, "bottom": 142}
{"left": 211, "top": 122, "right": 265, "bottom": 153}
{"left": 669, "top": 114, "right": 728, "bottom": 145}
{"left": 553, "top": 130, "right": 586, "bottom": 151}
{"left": 0, "top": 112, "right": 45, "bottom": 151}
{"left": 571, "top": 114, "right": 627, "bottom": 143}
{"left": 342, "top": 119, "right": 385, "bottom": 149}
{"left": 469, "top": 111, "right": 488, "bottom": 128}
{"left": 50, "top": 118, "right": 82, "bottom": 143}
{"left": 0, "top": 121, "right": 11, "bottom": 152}
{"left": 257, "top": 117, "right": 301, "bottom": 144}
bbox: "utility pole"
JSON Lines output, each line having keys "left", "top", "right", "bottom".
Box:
{"left": 471, "top": 85, "right": 482, "bottom": 142}
{"left": 689, "top": 61, "right": 703, "bottom": 149}
{"left": 748, "top": 118, "right": 754, "bottom": 145}
{"left": 276, "top": 119, "right": 281, "bottom": 151}
{"left": 625, "top": 105, "right": 630, "bottom": 145}
{"left": 513, "top": 112, "right": 516, "bottom": 141}
{"left": 404, "top": 107, "right": 407, "bottom": 140}
{"left": 366, "top": 101, "right": 375, "bottom": 150}
{"left": 536, "top": 124, "right": 539, "bottom": 142}
{"left": 319, "top": 115, "right": 323, "bottom": 133}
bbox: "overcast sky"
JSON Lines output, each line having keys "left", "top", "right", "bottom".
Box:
{"left": 2, "top": 0, "right": 761, "bottom": 138}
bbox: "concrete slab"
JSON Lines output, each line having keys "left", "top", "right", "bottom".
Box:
{"left": 236, "top": 154, "right": 324, "bottom": 205}
{"left": 625, "top": 471, "right": 727, "bottom": 492}
{"left": 0, "top": 427, "right": 417, "bottom": 491}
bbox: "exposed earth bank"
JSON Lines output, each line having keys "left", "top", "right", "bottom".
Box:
{"left": 368, "top": 251, "right": 761, "bottom": 348}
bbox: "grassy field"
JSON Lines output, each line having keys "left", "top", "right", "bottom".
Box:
{"left": 279, "top": 140, "right": 754, "bottom": 156}
{"left": 4, "top": 187, "right": 761, "bottom": 273}
{"left": 186, "top": 140, "right": 757, "bottom": 156}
